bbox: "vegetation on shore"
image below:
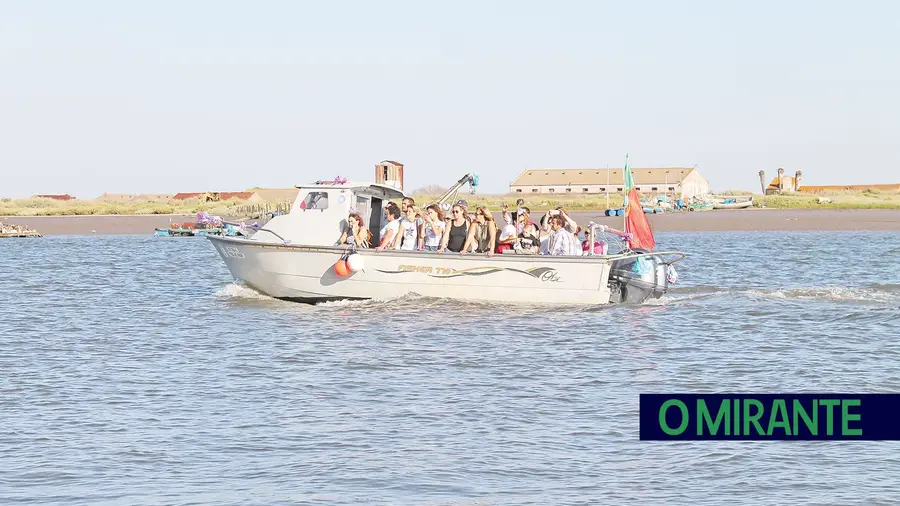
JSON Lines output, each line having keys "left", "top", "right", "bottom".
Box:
{"left": 3, "top": 188, "right": 899, "bottom": 217}
{"left": 0, "top": 197, "right": 250, "bottom": 217}
{"left": 752, "top": 189, "right": 900, "bottom": 209}
{"left": 410, "top": 189, "right": 900, "bottom": 211}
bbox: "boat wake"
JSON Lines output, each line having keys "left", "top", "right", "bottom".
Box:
{"left": 213, "top": 282, "right": 898, "bottom": 308}
{"left": 746, "top": 286, "right": 900, "bottom": 304}
{"left": 663, "top": 284, "right": 900, "bottom": 306}
{"left": 314, "top": 293, "right": 427, "bottom": 308}
{"left": 215, "top": 283, "right": 274, "bottom": 300}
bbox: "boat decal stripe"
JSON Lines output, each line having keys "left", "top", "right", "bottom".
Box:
{"left": 374, "top": 266, "right": 559, "bottom": 280}
{"left": 428, "top": 268, "right": 504, "bottom": 278}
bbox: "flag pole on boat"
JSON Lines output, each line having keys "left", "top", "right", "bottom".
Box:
{"left": 622, "top": 153, "right": 657, "bottom": 252}
{"left": 622, "top": 153, "right": 630, "bottom": 245}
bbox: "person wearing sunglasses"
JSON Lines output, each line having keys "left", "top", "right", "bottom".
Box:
{"left": 438, "top": 205, "right": 469, "bottom": 253}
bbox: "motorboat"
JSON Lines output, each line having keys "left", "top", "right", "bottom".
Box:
{"left": 0, "top": 223, "right": 42, "bottom": 238}
{"left": 154, "top": 212, "right": 241, "bottom": 237}
{"left": 207, "top": 174, "right": 686, "bottom": 305}
{"left": 711, "top": 195, "right": 754, "bottom": 209}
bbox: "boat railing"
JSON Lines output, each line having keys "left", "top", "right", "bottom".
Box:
{"left": 583, "top": 222, "right": 687, "bottom": 265}
{"left": 608, "top": 250, "right": 688, "bottom": 265}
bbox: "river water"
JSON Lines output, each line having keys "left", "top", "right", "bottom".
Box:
{"left": 1, "top": 231, "right": 898, "bottom": 505}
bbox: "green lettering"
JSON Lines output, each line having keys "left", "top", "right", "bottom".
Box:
{"left": 793, "top": 399, "right": 818, "bottom": 436}
{"left": 697, "top": 399, "right": 730, "bottom": 436}
{"left": 659, "top": 399, "right": 689, "bottom": 435}
{"left": 842, "top": 399, "right": 862, "bottom": 436}
{"left": 733, "top": 397, "right": 740, "bottom": 435}
{"left": 743, "top": 399, "right": 765, "bottom": 435}
{"left": 766, "top": 399, "right": 792, "bottom": 436}
{"left": 820, "top": 399, "right": 840, "bottom": 435}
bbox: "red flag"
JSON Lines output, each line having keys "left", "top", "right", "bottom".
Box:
{"left": 624, "top": 188, "right": 656, "bottom": 251}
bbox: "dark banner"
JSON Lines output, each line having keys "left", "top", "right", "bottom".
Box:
{"left": 640, "top": 394, "right": 900, "bottom": 440}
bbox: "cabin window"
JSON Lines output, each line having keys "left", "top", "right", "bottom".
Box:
{"left": 616, "top": 187, "right": 623, "bottom": 191}
{"left": 668, "top": 187, "right": 675, "bottom": 191}
{"left": 531, "top": 189, "right": 538, "bottom": 193}
{"left": 355, "top": 196, "right": 370, "bottom": 220}
{"left": 516, "top": 189, "right": 523, "bottom": 193}
{"left": 651, "top": 187, "right": 658, "bottom": 191}
{"left": 300, "top": 191, "right": 329, "bottom": 210}
{"left": 549, "top": 188, "right": 555, "bottom": 193}
{"left": 565, "top": 188, "right": 572, "bottom": 192}
{"left": 583, "top": 188, "right": 589, "bottom": 192}
{"left": 599, "top": 187, "right": 606, "bottom": 192}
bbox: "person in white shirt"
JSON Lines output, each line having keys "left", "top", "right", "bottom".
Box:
{"left": 548, "top": 216, "right": 578, "bottom": 256}
{"left": 376, "top": 203, "right": 402, "bottom": 251}
{"left": 419, "top": 204, "right": 445, "bottom": 252}
{"left": 496, "top": 211, "right": 518, "bottom": 254}
{"left": 394, "top": 205, "right": 420, "bottom": 250}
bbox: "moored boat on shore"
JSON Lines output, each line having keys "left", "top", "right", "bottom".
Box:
{"left": 154, "top": 213, "right": 241, "bottom": 237}
{"left": 711, "top": 195, "right": 754, "bottom": 209}
{"left": 0, "top": 222, "right": 42, "bottom": 238}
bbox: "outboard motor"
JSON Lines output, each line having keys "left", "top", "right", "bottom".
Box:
{"left": 608, "top": 249, "right": 670, "bottom": 304}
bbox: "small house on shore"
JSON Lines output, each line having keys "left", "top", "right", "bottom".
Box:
{"left": 33, "top": 194, "right": 75, "bottom": 201}
{"left": 760, "top": 168, "right": 899, "bottom": 194}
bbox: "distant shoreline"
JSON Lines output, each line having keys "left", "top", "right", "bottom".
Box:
{"left": 4, "top": 209, "right": 900, "bottom": 235}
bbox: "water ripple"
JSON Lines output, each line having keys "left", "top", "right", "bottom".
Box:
{"left": 0, "top": 232, "right": 898, "bottom": 505}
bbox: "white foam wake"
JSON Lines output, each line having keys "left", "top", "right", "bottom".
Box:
{"left": 657, "top": 285, "right": 900, "bottom": 306}
{"left": 314, "top": 292, "right": 427, "bottom": 308}
{"left": 215, "top": 283, "right": 273, "bottom": 300}
{"left": 745, "top": 287, "right": 898, "bottom": 304}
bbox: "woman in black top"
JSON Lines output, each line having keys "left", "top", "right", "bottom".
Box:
{"left": 439, "top": 204, "right": 469, "bottom": 253}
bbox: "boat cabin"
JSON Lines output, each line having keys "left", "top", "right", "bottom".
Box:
{"left": 249, "top": 181, "right": 407, "bottom": 246}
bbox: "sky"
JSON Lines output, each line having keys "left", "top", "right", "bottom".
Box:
{"left": 1, "top": 0, "right": 898, "bottom": 198}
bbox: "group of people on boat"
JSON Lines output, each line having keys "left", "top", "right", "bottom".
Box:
{"left": 0, "top": 222, "right": 38, "bottom": 235}
{"left": 338, "top": 197, "right": 633, "bottom": 256}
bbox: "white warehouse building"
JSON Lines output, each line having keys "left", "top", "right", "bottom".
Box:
{"left": 509, "top": 167, "right": 711, "bottom": 200}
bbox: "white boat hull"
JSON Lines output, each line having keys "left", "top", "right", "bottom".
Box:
{"left": 207, "top": 236, "right": 615, "bottom": 304}
{"left": 712, "top": 201, "right": 753, "bottom": 209}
